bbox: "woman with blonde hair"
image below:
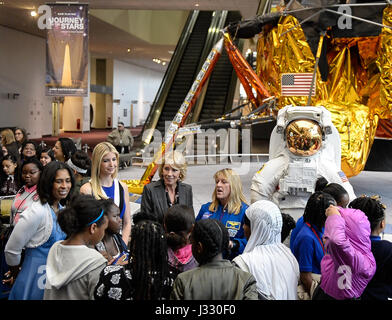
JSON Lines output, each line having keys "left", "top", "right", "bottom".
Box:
{"left": 80, "top": 142, "right": 131, "bottom": 244}
{"left": 1, "top": 128, "right": 19, "bottom": 160}
{"left": 139, "top": 150, "right": 193, "bottom": 225}
{"left": 196, "top": 168, "right": 248, "bottom": 260}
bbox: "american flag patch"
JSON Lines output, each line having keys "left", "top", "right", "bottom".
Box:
{"left": 281, "top": 73, "right": 316, "bottom": 96}
{"left": 338, "top": 171, "right": 348, "bottom": 183}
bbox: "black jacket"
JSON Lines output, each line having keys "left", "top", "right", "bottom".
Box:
{"left": 140, "top": 179, "right": 193, "bottom": 224}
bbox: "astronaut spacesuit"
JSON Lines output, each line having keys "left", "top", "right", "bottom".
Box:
{"left": 251, "top": 105, "right": 356, "bottom": 221}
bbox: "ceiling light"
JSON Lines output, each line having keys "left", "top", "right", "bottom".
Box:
{"left": 31, "top": 11, "right": 37, "bottom": 17}
{"left": 195, "top": 3, "right": 199, "bottom": 7}
{"left": 127, "top": 48, "right": 131, "bottom": 53}
{"left": 162, "top": 62, "right": 166, "bottom": 66}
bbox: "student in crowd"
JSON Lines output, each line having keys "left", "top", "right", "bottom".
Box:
{"left": 10, "top": 157, "right": 42, "bottom": 226}
{"left": 315, "top": 177, "right": 350, "bottom": 208}
{"left": 13, "top": 128, "right": 28, "bottom": 154}
{"left": 67, "top": 150, "right": 91, "bottom": 195}
{"left": 170, "top": 219, "right": 258, "bottom": 300}
{"left": 94, "top": 216, "right": 175, "bottom": 300}
{"left": 196, "top": 168, "right": 248, "bottom": 260}
{"left": 1, "top": 154, "right": 20, "bottom": 196}
{"left": 349, "top": 195, "right": 392, "bottom": 300}
{"left": 233, "top": 200, "right": 300, "bottom": 300}
{"left": 1, "top": 144, "right": 20, "bottom": 163}
{"left": 95, "top": 199, "right": 129, "bottom": 264}
{"left": 1, "top": 129, "right": 19, "bottom": 161}
{"left": 291, "top": 191, "right": 336, "bottom": 299}
{"left": 44, "top": 194, "right": 109, "bottom": 300}
{"left": 290, "top": 177, "right": 350, "bottom": 251}
{"left": 20, "top": 140, "right": 39, "bottom": 163}
{"left": 39, "top": 147, "right": 55, "bottom": 167}
{"left": 312, "top": 203, "right": 376, "bottom": 300}
{"left": 163, "top": 204, "right": 198, "bottom": 276}
{"left": 140, "top": 150, "right": 193, "bottom": 225}
{"left": 80, "top": 142, "right": 131, "bottom": 244}
{"left": 281, "top": 212, "right": 296, "bottom": 243}
{"left": 3, "top": 161, "right": 74, "bottom": 300}
{"left": 52, "top": 137, "right": 77, "bottom": 163}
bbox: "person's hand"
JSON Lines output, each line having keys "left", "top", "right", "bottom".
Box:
{"left": 107, "top": 253, "right": 129, "bottom": 266}
{"left": 2, "top": 266, "right": 20, "bottom": 287}
{"left": 2, "top": 271, "right": 15, "bottom": 287}
{"left": 326, "top": 205, "right": 341, "bottom": 217}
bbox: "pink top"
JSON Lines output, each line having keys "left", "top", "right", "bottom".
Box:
{"left": 10, "top": 185, "right": 39, "bottom": 225}
{"left": 320, "top": 207, "right": 376, "bottom": 299}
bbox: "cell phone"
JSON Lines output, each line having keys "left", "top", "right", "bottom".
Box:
{"left": 112, "top": 251, "right": 129, "bottom": 264}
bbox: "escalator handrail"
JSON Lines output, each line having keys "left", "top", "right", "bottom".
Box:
{"left": 142, "top": 10, "right": 200, "bottom": 145}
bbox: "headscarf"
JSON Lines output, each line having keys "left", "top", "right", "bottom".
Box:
{"left": 244, "top": 200, "right": 282, "bottom": 251}
{"left": 235, "top": 200, "right": 299, "bottom": 300}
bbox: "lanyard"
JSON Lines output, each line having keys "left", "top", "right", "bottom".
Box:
{"left": 305, "top": 222, "right": 326, "bottom": 255}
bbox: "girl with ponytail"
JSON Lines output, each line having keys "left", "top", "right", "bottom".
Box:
{"left": 44, "top": 194, "right": 109, "bottom": 300}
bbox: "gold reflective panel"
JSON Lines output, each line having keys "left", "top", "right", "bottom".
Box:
{"left": 286, "top": 120, "right": 322, "bottom": 156}
{"left": 255, "top": 8, "right": 392, "bottom": 177}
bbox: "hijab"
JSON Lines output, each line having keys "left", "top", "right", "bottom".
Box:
{"left": 234, "top": 200, "right": 299, "bottom": 300}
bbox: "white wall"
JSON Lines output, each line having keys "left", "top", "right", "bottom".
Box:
{"left": 0, "top": 26, "right": 52, "bottom": 139}
{"left": 113, "top": 60, "right": 163, "bottom": 128}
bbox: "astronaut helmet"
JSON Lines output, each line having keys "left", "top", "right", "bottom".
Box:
{"left": 285, "top": 119, "right": 322, "bottom": 156}
{"left": 272, "top": 105, "right": 335, "bottom": 158}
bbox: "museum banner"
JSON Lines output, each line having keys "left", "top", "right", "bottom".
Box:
{"left": 45, "top": 4, "right": 88, "bottom": 96}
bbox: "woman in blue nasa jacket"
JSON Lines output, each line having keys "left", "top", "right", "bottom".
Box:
{"left": 196, "top": 168, "right": 248, "bottom": 260}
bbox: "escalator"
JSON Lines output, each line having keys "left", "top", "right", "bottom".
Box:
{"left": 193, "top": 11, "right": 242, "bottom": 123}
{"left": 142, "top": 10, "right": 242, "bottom": 146}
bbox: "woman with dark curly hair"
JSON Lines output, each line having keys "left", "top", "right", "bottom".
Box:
{"left": 52, "top": 137, "right": 76, "bottom": 162}
{"left": 3, "top": 161, "right": 75, "bottom": 300}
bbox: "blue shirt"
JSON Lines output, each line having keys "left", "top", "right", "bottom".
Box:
{"left": 102, "top": 181, "right": 125, "bottom": 219}
{"left": 290, "top": 216, "right": 304, "bottom": 252}
{"left": 196, "top": 201, "right": 248, "bottom": 260}
{"left": 291, "top": 223, "right": 325, "bottom": 274}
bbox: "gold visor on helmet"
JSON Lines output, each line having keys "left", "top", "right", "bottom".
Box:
{"left": 286, "top": 119, "right": 322, "bottom": 156}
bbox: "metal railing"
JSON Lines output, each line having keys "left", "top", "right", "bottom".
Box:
{"left": 131, "top": 153, "right": 269, "bottom": 167}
